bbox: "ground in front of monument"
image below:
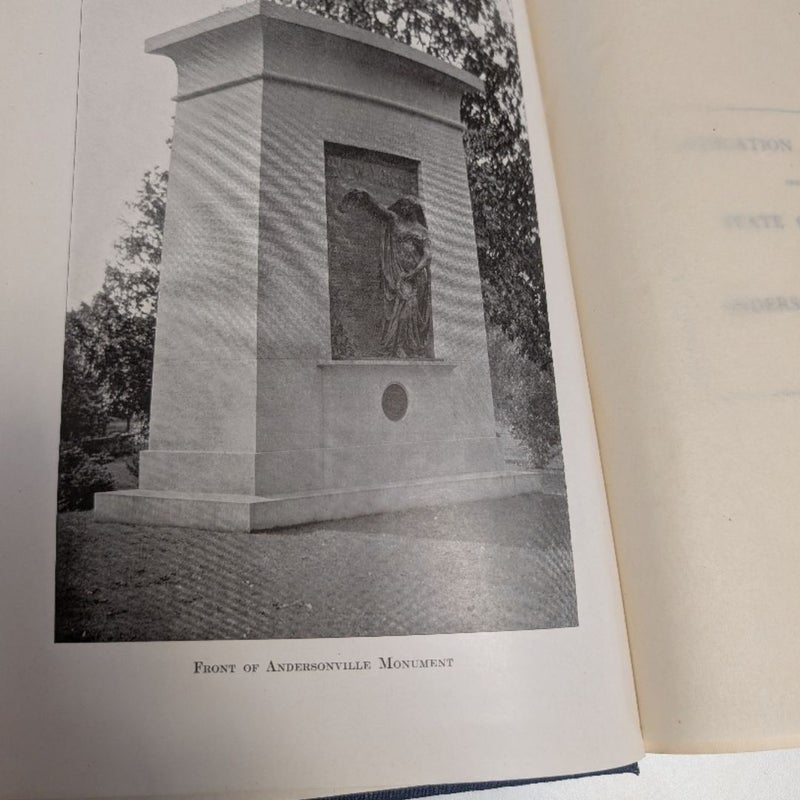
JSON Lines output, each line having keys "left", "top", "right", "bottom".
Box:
{"left": 55, "top": 492, "right": 576, "bottom": 642}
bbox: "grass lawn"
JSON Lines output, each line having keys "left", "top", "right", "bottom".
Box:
{"left": 55, "top": 492, "right": 577, "bottom": 642}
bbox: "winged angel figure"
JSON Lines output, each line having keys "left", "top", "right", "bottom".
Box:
{"left": 338, "top": 188, "right": 433, "bottom": 358}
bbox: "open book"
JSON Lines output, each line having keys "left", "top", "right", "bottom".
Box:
{"left": 1, "top": 0, "right": 799, "bottom": 797}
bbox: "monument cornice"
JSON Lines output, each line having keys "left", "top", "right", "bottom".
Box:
{"left": 171, "top": 70, "right": 467, "bottom": 132}
{"left": 145, "top": 0, "right": 484, "bottom": 96}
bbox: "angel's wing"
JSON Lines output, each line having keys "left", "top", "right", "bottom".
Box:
{"left": 337, "top": 188, "right": 393, "bottom": 223}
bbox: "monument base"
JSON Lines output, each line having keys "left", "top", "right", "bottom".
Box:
{"left": 94, "top": 471, "right": 545, "bottom": 533}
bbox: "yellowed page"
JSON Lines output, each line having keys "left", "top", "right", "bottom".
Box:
{"left": 0, "top": 2, "right": 641, "bottom": 798}
{"left": 527, "top": 0, "right": 800, "bottom": 752}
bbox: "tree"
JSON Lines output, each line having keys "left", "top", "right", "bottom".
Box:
{"left": 59, "top": 307, "right": 108, "bottom": 442}
{"left": 62, "top": 168, "right": 167, "bottom": 433}
{"left": 486, "top": 324, "right": 561, "bottom": 467}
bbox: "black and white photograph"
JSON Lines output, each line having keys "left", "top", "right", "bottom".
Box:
{"left": 15, "top": 2, "right": 800, "bottom": 798}
{"left": 54, "top": 0, "right": 576, "bottom": 642}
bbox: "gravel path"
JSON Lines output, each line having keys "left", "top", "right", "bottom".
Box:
{"left": 55, "top": 492, "right": 577, "bottom": 642}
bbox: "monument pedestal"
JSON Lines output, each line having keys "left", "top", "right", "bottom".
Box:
{"left": 95, "top": 2, "right": 539, "bottom": 532}
{"left": 95, "top": 471, "right": 540, "bottom": 533}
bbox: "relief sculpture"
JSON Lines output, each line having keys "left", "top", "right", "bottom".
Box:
{"left": 338, "top": 189, "right": 433, "bottom": 358}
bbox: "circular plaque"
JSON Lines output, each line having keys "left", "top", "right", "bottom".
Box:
{"left": 382, "top": 383, "right": 408, "bottom": 421}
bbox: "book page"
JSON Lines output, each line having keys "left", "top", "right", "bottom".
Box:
{"left": 526, "top": 0, "right": 800, "bottom": 752}
{"left": 0, "top": 1, "right": 641, "bottom": 798}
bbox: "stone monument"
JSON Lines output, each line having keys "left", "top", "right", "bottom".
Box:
{"left": 95, "top": 0, "right": 539, "bottom": 531}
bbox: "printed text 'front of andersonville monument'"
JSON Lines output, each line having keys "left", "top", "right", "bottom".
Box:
{"left": 94, "top": 0, "right": 539, "bottom": 532}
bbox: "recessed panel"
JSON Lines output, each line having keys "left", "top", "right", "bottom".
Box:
{"left": 325, "top": 142, "right": 434, "bottom": 360}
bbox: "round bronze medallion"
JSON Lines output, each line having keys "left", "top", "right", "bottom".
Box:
{"left": 382, "top": 383, "right": 408, "bottom": 421}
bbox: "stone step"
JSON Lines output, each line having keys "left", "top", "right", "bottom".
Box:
{"left": 95, "top": 470, "right": 544, "bottom": 532}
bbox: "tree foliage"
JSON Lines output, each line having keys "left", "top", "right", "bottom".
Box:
{"left": 486, "top": 324, "right": 561, "bottom": 467}
{"left": 61, "top": 168, "right": 167, "bottom": 436}
{"left": 60, "top": 309, "right": 109, "bottom": 442}
{"left": 57, "top": 444, "right": 115, "bottom": 512}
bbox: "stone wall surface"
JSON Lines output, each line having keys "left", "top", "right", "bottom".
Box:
{"left": 99, "top": 2, "right": 530, "bottom": 528}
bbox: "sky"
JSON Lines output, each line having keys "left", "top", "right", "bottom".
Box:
{"left": 66, "top": 0, "right": 517, "bottom": 307}
{"left": 67, "top": 0, "right": 235, "bottom": 307}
